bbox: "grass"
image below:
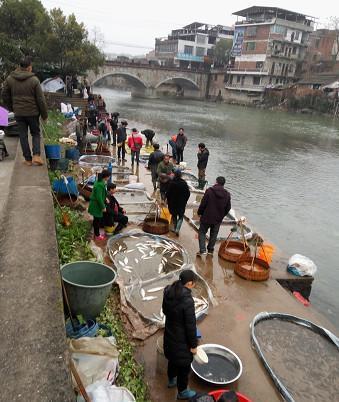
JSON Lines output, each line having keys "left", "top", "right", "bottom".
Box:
{"left": 99, "top": 288, "right": 151, "bottom": 402}
{"left": 42, "top": 110, "right": 65, "bottom": 144}
{"left": 46, "top": 111, "right": 150, "bottom": 401}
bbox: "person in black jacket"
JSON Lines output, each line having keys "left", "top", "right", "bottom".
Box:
{"left": 103, "top": 183, "right": 128, "bottom": 234}
{"left": 162, "top": 269, "right": 198, "bottom": 400}
{"left": 110, "top": 112, "right": 119, "bottom": 145}
{"left": 175, "top": 128, "right": 187, "bottom": 164}
{"left": 197, "top": 176, "right": 231, "bottom": 256}
{"left": 166, "top": 170, "right": 190, "bottom": 236}
{"left": 141, "top": 129, "right": 155, "bottom": 147}
{"left": 197, "top": 143, "right": 209, "bottom": 189}
{"left": 147, "top": 143, "right": 164, "bottom": 191}
{"left": 116, "top": 120, "right": 128, "bottom": 161}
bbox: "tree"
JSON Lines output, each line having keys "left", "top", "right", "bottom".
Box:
{"left": 43, "top": 8, "right": 104, "bottom": 77}
{"left": 212, "top": 39, "right": 233, "bottom": 67}
{"left": 0, "top": 33, "right": 23, "bottom": 82}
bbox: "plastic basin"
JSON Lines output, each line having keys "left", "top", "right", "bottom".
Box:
{"left": 45, "top": 144, "right": 61, "bottom": 159}
{"left": 61, "top": 261, "right": 116, "bottom": 320}
{"left": 209, "top": 390, "right": 252, "bottom": 402}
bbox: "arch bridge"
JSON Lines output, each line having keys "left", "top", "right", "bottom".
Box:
{"left": 87, "top": 62, "right": 210, "bottom": 99}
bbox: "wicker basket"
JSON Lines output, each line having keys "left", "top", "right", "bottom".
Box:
{"left": 218, "top": 240, "right": 250, "bottom": 262}
{"left": 78, "top": 184, "right": 92, "bottom": 201}
{"left": 142, "top": 215, "right": 169, "bottom": 235}
{"left": 235, "top": 255, "right": 270, "bottom": 281}
{"left": 56, "top": 193, "right": 78, "bottom": 208}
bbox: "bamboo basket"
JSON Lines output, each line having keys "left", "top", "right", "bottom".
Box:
{"left": 235, "top": 254, "right": 270, "bottom": 281}
{"left": 142, "top": 214, "right": 169, "bottom": 235}
{"left": 218, "top": 240, "right": 250, "bottom": 262}
{"left": 77, "top": 184, "right": 92, "bottom": 201}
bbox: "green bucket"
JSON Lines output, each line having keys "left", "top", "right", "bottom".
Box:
{"left": 61, "top": 261, "right": 116, "bottom": 320}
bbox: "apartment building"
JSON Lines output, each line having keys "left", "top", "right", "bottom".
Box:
{"left": 155, "top": 22, "right": 234, "bottom": 68}
{"left": 225, "top": 6, "right": 315, "bottom": 97}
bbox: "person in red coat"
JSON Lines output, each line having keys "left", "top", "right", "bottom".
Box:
{"left": 127, "top": 128, "right": 143, "bottom": 166}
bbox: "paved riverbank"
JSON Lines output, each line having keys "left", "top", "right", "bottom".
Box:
{"left": 130, "top": 163, "right": 338, "bottom": 402}
{"left": 0, "top": 141, "right": 73, "bottom": 401}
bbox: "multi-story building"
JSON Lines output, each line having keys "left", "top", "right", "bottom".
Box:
{"left": 155, "top": 22, "right": 234, "bottom": 68}
{"left": 224, "top": 6, "right": 315, "bottom": 98}
{"left": 303, "top": 29, "right": 339, "bottom": 74}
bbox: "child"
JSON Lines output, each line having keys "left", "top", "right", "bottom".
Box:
{"left": 127, "top": 128, "right": 143, "bottom": 166}
{"left": 88, "top": 169, "right": 111, "bottom": 240}
{"left": 104, "top": 183, "right": 128, "bottom": 234}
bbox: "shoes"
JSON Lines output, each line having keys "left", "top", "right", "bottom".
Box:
{"left": 123, "top": 159, "right": 127, "bottom": 162}
{"left": 94, "top": 234, "right": 106, "bottom": 241}
{"left": 177, "top": 389, "right": 196, "bottom": 400}
{"left": 207, "top": 250, "right": 214, "bottom": 256}
{"left": 23, "top": 160, "right": 32, "bottom": 166}
{"left": 196, "top": 251, "right": 207, "bottom": 257}
{"left": 32, "top": 155, "right": 44, "bottom": 166}
{"left": 167, "top": 377, "right": 177, "bottom": 388}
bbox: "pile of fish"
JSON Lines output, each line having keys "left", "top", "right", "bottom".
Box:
{"left": 107, "top": 232, "right": 212, "bottom": 327}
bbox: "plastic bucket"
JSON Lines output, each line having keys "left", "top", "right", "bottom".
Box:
{"left": 52, "top": 177, "right": 79, "bottom": 197}
{"left": 57, "top": 158, "right": 70, "bottom": 172}
{"left": 45, "top": 144, "right": 61, "bottom": 159}
{"left": 65, "top": 147, "right": 80, "bottom": 161}
{"left": 61, "top": 261, "right": 116, "bottom": 320}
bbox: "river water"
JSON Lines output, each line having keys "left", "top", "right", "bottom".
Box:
{"left": 95, "top": 86, "right": 339, "bottom": 329}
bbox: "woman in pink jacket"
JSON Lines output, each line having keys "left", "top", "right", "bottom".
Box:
{"left": 127, "top": 128, "right": 143, "bottom": 166}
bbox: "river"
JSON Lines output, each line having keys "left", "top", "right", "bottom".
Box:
{"left": 95, "top": 86, "right": 339, "bottom": 329}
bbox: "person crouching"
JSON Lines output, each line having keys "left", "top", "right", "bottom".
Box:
{"left": 104, "top": 183, "right": 128, "bottom": 235}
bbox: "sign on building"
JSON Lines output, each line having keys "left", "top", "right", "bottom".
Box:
{"left": 231, "top": 27, "right": 245, "bottom": 57}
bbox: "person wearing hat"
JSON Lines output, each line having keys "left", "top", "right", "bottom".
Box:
{"left": 162, "top": 269, "right": 198, "bottom": 400}
{"left": 166, "top": 169, "right": 190, "bottom": 236}
{"left": 116, "top": 120, "right": 128, "bottom": 161}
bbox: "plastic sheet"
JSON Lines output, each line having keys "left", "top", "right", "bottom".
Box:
{"left": 287, "top": 254, "right": 317, "bottom": 276}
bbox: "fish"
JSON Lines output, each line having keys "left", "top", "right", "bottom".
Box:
{"left": 147, "top": 286, "right": 164, "bottom": 293}
{"left": 118, "top": 245, "right": 122, "bottom": 251}
{"left": 162, "top": 257, "right": 168, "bottom": 262}
{"left": 126, "top": 249, "right": 135, "bottom": 253}
{"left": 122, "top": 267, "right": 132, "bottom": 273}
{"left": 130, "top": 235, "right": 139, "bottom": 239}
{"left": 158, "top": 263, "right": 163, "bottom": 274}
{"left": 143, "top": 296, "right": 157, "bottom": 301}
{"left": 170, "top": 251, "right": 177, "bottom": 258}
{"left": 118, "top": 261, "right": 125, "bottom": 267}
{"left": 159, "top": 309, "right": 164, "bottom": 318}
{"left": 141, "top": 288, "right": 146, "bottom": 298}
{"left": 112, "top": 250, "right": 119, "bottom": 256}
{"left": 149, "top": 251, "right": 156, "bottom": 257}
{"left": 141, "top": 256, "right": 153, "bottom": 260}
{"left": 134, "top": 258, "right": 139, "bottom": 264}
{"left": 173, "top": 262, "right": 182, "bottom": 267}
{"left": 124, "top": 257, "right": 128, "bottom": 265}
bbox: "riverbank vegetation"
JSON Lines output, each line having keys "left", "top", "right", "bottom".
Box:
{"left": 45, "top": 112, "right": 149, "bottom": 401}
{"left": 0, "top": 0, "right": 104, "bottom": 82}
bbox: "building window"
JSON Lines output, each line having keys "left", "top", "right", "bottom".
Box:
{"left": 245, "top": 42, "right": 256, "bottom": 51}
{"left": 292, "top": 47, "right": 297, "bottom": 55}
{"left": 291, "top": 32, "right": 295, "bottom": 42}
{"left": 214, "top": 74, "right": 218, "bottom": 81}
{"left": 315, "top": 38, "right": 320, "bottom": 48}
{"left": 253, "top": 76, "right": 261, "bottom": 85}
{"left": 184, "top": 45, "right": 193, "bottom": 55}
{"left": 312, "top": 54, "right": 317, "bottom": 61}
{"left": 256, "top": 61, "right": 263, "bottom": 69}
{"left": 275, "top": 78, "right": 279, "bottom": 84}
{"left": 241, "top": 76, "right": 245, "bottom": 85}
{"left": 196, "top": 34, "right": 206, "bottom": 44}
{"left": 237, "top": 75, "right": 241, "bottom": 83}
{"left": 271, "top": 62, "right": 275, "bottom": 75}
{"left": 229, "top": 75, "right": 233, "bottom": 85}
{"left": 246, "top": 26, "right": 257, "bottom": 36}
{"left": 196, "top": 46, "right": 205, "bottom": 57}
{"left": 271, "top": 25, "right": 287, "bottom": 36}
{"left": 224, "top": 74, "right": 228, "bottom": 83}
{"left": 295, "top": 31, "right": 300, "bottom": 40}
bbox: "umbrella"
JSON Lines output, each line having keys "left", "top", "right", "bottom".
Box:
{"left": 0, "top": 106, "right": 9, "bottom": 127}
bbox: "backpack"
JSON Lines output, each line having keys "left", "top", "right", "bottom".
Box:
{"left": 189, "top": 393, "right": 214, "bottom": 402}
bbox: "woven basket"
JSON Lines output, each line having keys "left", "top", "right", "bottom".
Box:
{"left": 235, "top": 255, "right": 270, "bottom": 281}
{"left": 142, "top": 215, "right": 169, "bottom": 235}
{"left": 218, "top": 240, "right": 250, "bottom": 262}
{"left": 78, "top": 184, "right": 92, "bottom": 201}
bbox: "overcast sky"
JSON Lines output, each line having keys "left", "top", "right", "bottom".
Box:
{"left": 41, "top": 0, "right": 337, "bottom": 55}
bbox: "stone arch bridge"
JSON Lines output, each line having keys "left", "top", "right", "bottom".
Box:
{"left": 87, "top": 62, "right": 210, "bottom": 99}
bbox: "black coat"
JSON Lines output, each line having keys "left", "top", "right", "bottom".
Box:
{"left": 175, "top": 133, "right": 187, "bottom": 150}
{"left": 166, "top": 177, "right": 190, "bottom": 216}
{"left": 116, "top": 126, "right": 127, "bottom": 143}
{"left": 197, "top": 148, "right": 209, "bottom": 169}
{"left": 198, "top": 184, "right": 231, "bottom": 225}
{"left": 163, "top": 283, "right": 197, "bottom": 366}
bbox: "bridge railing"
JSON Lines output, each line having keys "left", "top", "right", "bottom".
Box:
{"left": 104, "top": 60, "right": 210, "bottom": 73}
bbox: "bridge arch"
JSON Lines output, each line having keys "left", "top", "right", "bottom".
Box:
{"left": 92, "top": 72, "right": 148, "bottom": 89}
{"left": 155, "top": 77, "right": 200, "bottom": 90}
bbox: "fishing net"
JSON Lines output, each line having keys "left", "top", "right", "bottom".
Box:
{"left": 79, "top": 154, "right": 115, "bottom": 167}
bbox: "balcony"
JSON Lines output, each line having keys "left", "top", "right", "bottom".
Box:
{"left": 227, "top": 68, "right": 269, "bottom": 75}
{"left": 175, "top": 53, "right": 204, "bottom": 62}
{"left": 225, "top": 83, "right": 266, "bottom": 92}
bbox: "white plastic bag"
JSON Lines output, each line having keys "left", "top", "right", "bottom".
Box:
{"left": 288, "top": 254, "right": 317, "bottom": 276}
{"left": 77, "top": 381, "right": 135, "bottom": 402}
{"left": 124, "top": 182, "right": 146, "bottom": 191}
